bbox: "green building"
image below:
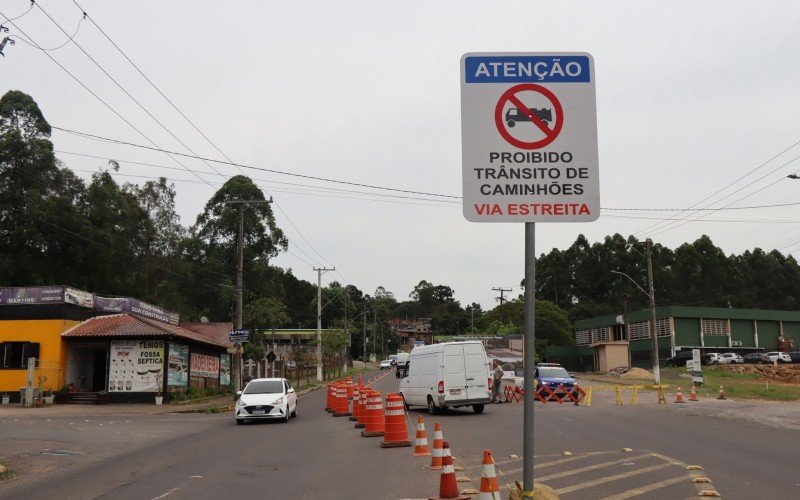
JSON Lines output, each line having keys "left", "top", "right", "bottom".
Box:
{"left": 551, "top": 306, "right": 800, "bottom": 372}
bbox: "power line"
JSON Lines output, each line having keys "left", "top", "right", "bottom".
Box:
{"left": 34, "top": 1, "right": 230, "bottom": 182}
{"left": 52, "top": 126, "right": 462, "bottom": 199}
{"left": 0, "top": 9, "right": 217, "bottom": 190}
{"left": 8, "top": 12, "right": 84, "bottom": 51}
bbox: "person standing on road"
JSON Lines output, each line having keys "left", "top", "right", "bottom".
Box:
{"left": 492, "top": 359, "right": 504, "bottom": 403}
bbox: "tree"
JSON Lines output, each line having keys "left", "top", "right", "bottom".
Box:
{"left": 0, "top": 90, "right": 51, "bottom": 140}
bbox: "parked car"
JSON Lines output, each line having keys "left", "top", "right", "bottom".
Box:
{"left": 718, "top": 352, "right": 744, "bottom": 364}
{"left": 665, "top": 350, "right": 694, "bottom": 367}
{"left": 379, "top": 359, "right": 392, "bottom": 370}
{"left": 703, "top": 353, "right": 721, "bottom": 365}
{"left": 743, "top": 353, "right": 770, "bottom": 364}
{"left": 788, "top": 351, "right": 800, "bottom": 363}
{"left": 235, "top": 377, "right": 297, "bottom": 424}
{"left": 534, "top": 363, "right": 576, "bottom": 396}
{"left": 765, "top": 351, "right": 792, "bottom": 363}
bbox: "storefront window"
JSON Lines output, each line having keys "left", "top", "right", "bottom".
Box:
{"left": 0, "top": 342, "right": 40, "bottom": 369}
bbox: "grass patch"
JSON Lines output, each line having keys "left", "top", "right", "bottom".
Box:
{"left": 0, "top": 462, "right": 12, "bottom": 480}
{"left": 662, "top": 366, "right": 800, "bottom": 401}
{"left": 202, "top": 404, "right": 221, "bottom": 414}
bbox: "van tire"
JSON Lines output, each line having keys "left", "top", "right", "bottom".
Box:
{"left": 473, "top": 404, "right": 484, "bottom": 414}
{"left": 400, "top": 393, "right": 409, "bottom": 411}
{"left": 427, "top": 396, "right": 438, "bottom": 415}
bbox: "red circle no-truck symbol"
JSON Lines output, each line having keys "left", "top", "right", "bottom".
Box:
{"left": 494, "top": 83, "right": 564, "bottom": 150}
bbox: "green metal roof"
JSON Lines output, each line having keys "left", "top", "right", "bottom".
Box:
{"left": 575, "top": 305, "right": 800, "bottom": 330}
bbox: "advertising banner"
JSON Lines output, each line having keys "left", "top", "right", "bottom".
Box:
{"left": 94, "top": 296, "right": 179, "bottom": 325}
{"left": 220, "top": 354, "right": 231, "bottom": 386}
{"left": 109, "top": 340, "right": 165, "bottom": 392}
{"left": 191, "top": 353, "right": 220, "bottom": 378}
{"left": 168, "top": 343, "right": 189, "bottom": 386}
{"left": 64, "top": 287, "right": 93, "bottom": 308}
{"left": 0, "top": 286, "right": 66, "bottom": 305}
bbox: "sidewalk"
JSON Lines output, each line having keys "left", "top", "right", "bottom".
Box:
{"left": 0, "top": 365, "right": 376, "bottom": 418}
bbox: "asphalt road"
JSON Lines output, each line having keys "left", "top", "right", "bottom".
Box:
{"left": 2, "top": 370, "right": 800, "bottom": 499}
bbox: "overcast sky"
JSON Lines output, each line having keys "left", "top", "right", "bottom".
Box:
{"left": 4, "top": 1, "right": 800, "bottom": 312}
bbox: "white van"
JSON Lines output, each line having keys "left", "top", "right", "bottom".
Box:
{"left": 398, "top": 341, "right": 491, "bottom": 414}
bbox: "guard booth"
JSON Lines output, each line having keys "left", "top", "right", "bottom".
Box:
{"left": 591, "top": 341, "right": 629, "bottom": 373}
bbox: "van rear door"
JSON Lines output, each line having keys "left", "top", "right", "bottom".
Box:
{"left": 442, "top": 344, "right": 467, "bottom": 399}
{"left": 464, "top": 343, "right": 490, "bottom": 401}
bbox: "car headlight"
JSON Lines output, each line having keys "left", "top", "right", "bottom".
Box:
{"left": 274, "top": 397, "right": 284, "bottom": 405}
{"left": 236, "top": 399, "right": 246, "bottom": 407}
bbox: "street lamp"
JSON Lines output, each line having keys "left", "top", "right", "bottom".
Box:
{"left": 611, "top": 255, "right": 661, "bottom": 386}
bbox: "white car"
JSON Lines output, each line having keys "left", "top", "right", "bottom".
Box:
{"left": 380, "top": 359, "right": 392, "bottom": 370}
{"left": 765, "top": 351, "right": 791, "bottom": 363}
{"left": 235, "top": 378, "right": 297, "bottom": 424}
{"left": 718, "top": 353, "right": 743, "bottom": 364}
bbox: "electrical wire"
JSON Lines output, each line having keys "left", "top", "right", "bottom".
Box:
{"left": 8, "top": 11, "right": 84, "bottom": 51}
{"left": 52, "top": 126, "right": 462, "bottom": 199}
{"left": 0, "top": 10, "right": 218, "bottom": 190}
{"left": 0, "top": 1, "right": 33, "bottom": 23}
{"left": 34, "top": 1, "right": 230, "bottom": 183}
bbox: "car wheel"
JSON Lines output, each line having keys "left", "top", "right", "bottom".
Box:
{"left": 400, "top": 393, "right": 409, "bottom": 411}
{"left": 236, "top": 419, "right": 244, "bottom": 425}
{"left": 283, "top": 407, "right": 290, "bottom": 423}
{"left": 427, "top": 396, "right": 438, "bottom": 415}
{"left": 473, "top": 404, "right": 484, "bottom": 414}
{"left": 291, "top": 403, "right": 297, "bottom": 418}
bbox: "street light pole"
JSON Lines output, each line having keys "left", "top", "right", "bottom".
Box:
{"left": 646, "top": 239, "right": 661, "bottom": 385}
{"left": 225, "top": 198, "right": 273, "bottom": 392}
{"left": 314, "top": 266, "right": 335, "bottom": 381}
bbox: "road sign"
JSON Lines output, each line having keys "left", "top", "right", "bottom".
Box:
{"left": 229, "top": 329, "right": 250, "bottom": 343}
{"left": 266, "top": 351, "right": 277, "bottom": 364}
{"left": 460, "top": 53, "right": 599, "bottom": 222}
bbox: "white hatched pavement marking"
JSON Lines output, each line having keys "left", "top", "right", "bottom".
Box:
{"left": 504, "top": 454, "right": 652, "bottom": 479}
{"left": 600, "top": 475, "right": 689, "bottom": 499}
{"left": 555, "top": 463, "right": 672, "bottom": 495}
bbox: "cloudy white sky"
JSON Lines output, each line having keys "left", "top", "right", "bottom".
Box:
{"left": 3, "top": 1, "right": 800, "bottom": 311}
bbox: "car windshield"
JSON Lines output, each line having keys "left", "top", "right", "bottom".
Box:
{"left": 539, "top": 367, "right": 570, "bottom": 378}
{"left": 243, "top": 380, "right": 284, "bottom": 395}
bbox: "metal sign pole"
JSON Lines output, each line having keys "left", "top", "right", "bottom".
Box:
{"left": 523, "top": 222, "right": 536, "bottom": 498}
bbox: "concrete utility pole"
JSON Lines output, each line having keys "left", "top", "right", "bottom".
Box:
{"left": 315, "top": 266, "right": 335, "bottom": 381}
{"left": 493, "top": 287, "right": 513, "bottom": 323}
{"left": 646, "top": 239, "right": 661, "bottom": 385}
{"left": 622, "top": 293, "right": 631, "bottom": 367}
{"left": 363, "top": 305, "right": 369, "bottom": 363}
{"left": 225, "top": 198, "right": 272, "bottom": 392}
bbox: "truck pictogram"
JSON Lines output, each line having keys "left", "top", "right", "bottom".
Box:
{"left": 505, "top": 107, "right": 552, "bottom": 128}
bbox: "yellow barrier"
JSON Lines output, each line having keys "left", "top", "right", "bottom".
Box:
{"left": 630, "top": 385, "right": 640, "bottom": 405}
{"left": 614, "top": 386, "right": 623, "bottom": 405}
{"left": 584, "top": 387, "right": 592, "bottom": 406}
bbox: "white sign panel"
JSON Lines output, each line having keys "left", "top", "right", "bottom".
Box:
{"left": 109, "top": 340, "right": 164, "bottom": 392}
{"left": 460, "top": 53, "right": 599, "bottom": 222}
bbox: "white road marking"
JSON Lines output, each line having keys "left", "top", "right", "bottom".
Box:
{"left": 151, "top": 487, "right": 179, "bottom": 499}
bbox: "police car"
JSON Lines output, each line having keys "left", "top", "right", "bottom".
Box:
{"left": 534, "top": 363, "right": 576, "bottom": 396}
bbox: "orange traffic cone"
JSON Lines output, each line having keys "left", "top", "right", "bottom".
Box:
{"left": 717, "top": 385, "right": 726, "bottom": 400}
{"left": 413, "top": 416, "right": 431, "bottom": 456}
{"left": 429, "top": 422, "right": 445, "bottom": 469}
{"left": 689, "top": 386, "right": 698, "bottom": 402}
{"left": 381, "top": 393, "right": 411, "bottom": 448}
{"left": 674, "top": 387, "right": 685, "bottom": 403}
{"left": 477, "top": 450, "right": 501, "bottom": 500}
{"left": 429, "top": 441, "right": 468, "bottom": 500}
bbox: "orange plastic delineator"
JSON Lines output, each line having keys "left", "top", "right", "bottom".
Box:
{"left": 333, "top": 384, "right": 352, "bottom": 417}
{"left": 717, "top": 385, "right": 726, "bottom": 400}
{"left": 381, "top": 393, "right": 411, "bottom": 448}
{"left": 477, "top": 450, "right": 501, "bottom": 500}
{"left": 325, "top": 383, "right": 334, "bottom": 412}
{"left": 675, "top": 387, "right": 686, "bottom": 404}
{"left": 429, "top": 422, "right": 445, "bottom": 469}
{"left": 360, "top": 390, "right": 385, "bottom": 437}
{"left": 429, "top": 441, "right": 469, "bottom": 500}
{"left": 355, "top": 389, "right": 368, "bottom": 429}
{"left": 413, "top": 415, "right": 431, "bottom": 456}
{"left": 689, "top": 386, "right": 699, "bottom": 402}
{"left": 349, "top": 385, "right": 361, "bottom": 421}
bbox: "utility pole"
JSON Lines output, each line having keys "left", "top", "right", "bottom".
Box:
{"left": 362, "top": 305, "right": 368, "bottom": 363}
{"left": 314, "top": 266, "right": 335, "bottom": 381}
{"left": 372, "top": 306, "right": 377, "bottom": 360}
{"left": 225, "top": 198, "right": 272, "bottom": 392}
{"left": 646, "top": 239, "right": 661, "bottom": 385}
{"left": 622, "top": 293, "right": 631, "bottom": 368}
{"left": 493, "top": 287, "right": 512, "bottom": 323}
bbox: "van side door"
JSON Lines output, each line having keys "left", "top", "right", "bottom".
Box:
{"left": 442, "top": 344, "right": 467, "bottom": 400}
{"left": 463, "top": 343, "right": 490, "bottom": 401}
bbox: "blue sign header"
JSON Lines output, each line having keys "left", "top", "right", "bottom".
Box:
{"left": 465, "top": 55, "right": 590, "bottom": 83}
